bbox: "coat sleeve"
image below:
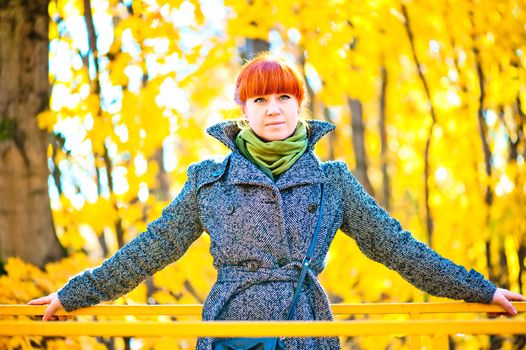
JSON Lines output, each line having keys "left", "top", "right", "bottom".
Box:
{"left": 335, "top": 162, "right": 496, "bottom": 304}
{"left": 57, "top": 163, "right": 204, "bottom": 312}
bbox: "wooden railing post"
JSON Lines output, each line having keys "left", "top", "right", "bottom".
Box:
{"left": 409, "top": 312, "right": 421, "bottom": 349}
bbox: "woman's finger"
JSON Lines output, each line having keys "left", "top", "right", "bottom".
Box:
{"left": 43, "top": 304, "right": 58, "bottom": 321}
{"left": 42, "top": 299, "right": 62, "bottom": 321}
{"left": 27, "top": 295, "right": 53, "bottom": 305}
{"left": 492, "top": 288, "right": 518, "bottom": 316}
{"left": 500, "top": 289, "right": 526, "bottom": 301}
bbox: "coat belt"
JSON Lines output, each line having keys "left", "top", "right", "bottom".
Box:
{"left": 217, "top": 261, "right": 315, "bottom": 283}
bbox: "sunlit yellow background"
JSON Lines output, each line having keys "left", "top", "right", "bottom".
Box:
{"left": 1, "top": 0, "right": 525, "bottom": 349}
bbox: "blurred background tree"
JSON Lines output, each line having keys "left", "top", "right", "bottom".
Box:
{"left": 0, "top": 0, "right": 65, "bottom": 268}
{"left": 0, "top": 0, "right": 525, "bottom": 349}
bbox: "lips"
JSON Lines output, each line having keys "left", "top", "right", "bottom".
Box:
{"left": 266, "top": 121, "right": 285, "bottom": 126}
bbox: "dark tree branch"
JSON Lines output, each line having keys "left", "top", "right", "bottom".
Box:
{"left": 379, "top": 65, "right": 391, "bottom": 211}
{"left": 401, "top": 4, "right": 437, "bottom": 248}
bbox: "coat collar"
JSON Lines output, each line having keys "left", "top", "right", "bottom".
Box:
{"left": 206, "top": 119, "right": 336, "bottom": 152}
{"left": 206, "top": 120, "right": 335, "bottom": 190}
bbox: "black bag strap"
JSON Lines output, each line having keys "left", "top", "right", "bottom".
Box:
{"left": 286, "top": 184, "right": 325, "bottom": 320}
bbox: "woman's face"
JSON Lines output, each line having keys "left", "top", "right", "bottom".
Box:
{"left": 242, "top": 93, "right": 299, "bottom": 142}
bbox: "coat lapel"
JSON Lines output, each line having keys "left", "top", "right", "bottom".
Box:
{"left": 275, "top": 151, "right": 327, "bottom": 190}
{"left": 226, "top": 152, "right": 275, "bottom": 187}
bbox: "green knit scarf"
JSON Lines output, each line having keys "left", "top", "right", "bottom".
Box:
{"left": 235, "top": 122, "right": 308, "bottom": 181}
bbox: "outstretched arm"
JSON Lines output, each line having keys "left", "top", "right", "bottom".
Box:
{"left": 28, "top": 163, "right": 204, "bottom": 319}
{"left": 336, "top": 162, "right": 524, "bottom": 314}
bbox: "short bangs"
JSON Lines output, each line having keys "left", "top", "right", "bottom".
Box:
{"left": 235, "top": 55, "right": 305, "bottom": 105}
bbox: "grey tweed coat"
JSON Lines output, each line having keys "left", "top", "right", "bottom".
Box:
{"left": 58, "top": 120, "right": 496, "bottom": 349}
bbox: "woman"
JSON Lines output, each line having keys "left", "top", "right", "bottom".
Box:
{"left": 29, "top": 54, "right": 524, "bottom": 349}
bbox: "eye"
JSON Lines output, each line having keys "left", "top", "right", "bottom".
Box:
{"left": 280, "top": 94, "right": 291, "bottom": 100}
{"left": 253, "top": 97, "right": 265, "bottom": 103}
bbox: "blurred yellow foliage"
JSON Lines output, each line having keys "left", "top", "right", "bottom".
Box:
{"left": 5, "top": 0, "right": 526, "bottom": 349}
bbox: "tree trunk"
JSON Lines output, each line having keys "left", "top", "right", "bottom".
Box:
{"left": 348, "top": 97, "right": 375, "bottom": 197}
{"left": 298, "top": 49, "right": 336, "bottom": 160}
{"left": 469, "top": 9, "right": 506, "bottom": 289}
{"left": 152, "top": 147, "right": 170, "bottom": 201}
{"left": 323, "top": 107, "right": 335, "bottom": 160}
{"left": 241, "top": 38, "right": 270, "bottom": 61}
{"left": 379, "top": 65, "right": 391, "bottom": 211}
{"left": 401, "top": 4, "right": 437, "bottom": 248}
{"left": 0, "top": 0, "right": 65, "bottom": 267}
{"left": 298, "top": 51, "right": 315, "bottom": 117}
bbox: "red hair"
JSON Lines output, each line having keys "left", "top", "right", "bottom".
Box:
{"left": 234, "top": 53, "right": 306, "bottom": 107}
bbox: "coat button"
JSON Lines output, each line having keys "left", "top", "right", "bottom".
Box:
{"left": 225, "top": 203, "right": 234, "bottom": 215}
{"left": 247, "top": 261, "right": 259, "bottom": 272}
{"left": 308, "top": 203, "right": 317, "bottom": 213}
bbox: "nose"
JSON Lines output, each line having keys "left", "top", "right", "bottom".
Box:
{"left": 267, "top": 96, "right": 281, "bottom": 116}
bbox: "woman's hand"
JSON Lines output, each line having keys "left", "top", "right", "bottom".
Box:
{"left": 490, "top": 288, "right": 526, "bottom": 316}
{"left": 27, "top": 292, "right": 71, "bottom": 321}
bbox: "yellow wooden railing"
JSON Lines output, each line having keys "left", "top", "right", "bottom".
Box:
{"left": 1, "top": 302, "right": 525, "bottom": 349}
